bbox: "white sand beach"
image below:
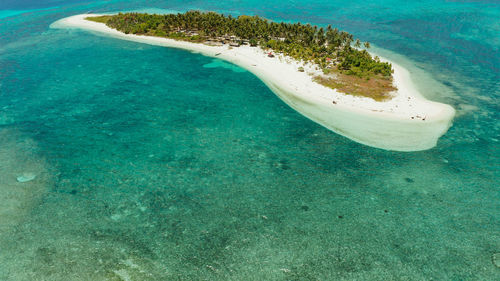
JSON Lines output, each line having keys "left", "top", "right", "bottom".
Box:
{"left": 51, "top": 14, "right": 455, "bottom": 151}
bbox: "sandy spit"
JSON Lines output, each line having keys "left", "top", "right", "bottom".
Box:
{"left": 50, "top": 14, "right": 455, "bottom": 151}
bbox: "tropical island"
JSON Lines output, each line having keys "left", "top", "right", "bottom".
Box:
{"left": 50, "top": 11, "right": 455, "bottom": 151}
{"left": 87, "top": 11, "right": 395, "bottom": 101}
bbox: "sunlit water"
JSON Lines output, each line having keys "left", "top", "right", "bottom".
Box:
{"left": 0, "top": 0, "right": 498, "bottom": 280}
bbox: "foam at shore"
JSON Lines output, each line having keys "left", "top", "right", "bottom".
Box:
{"left": 50, "top": 14, "right": 455, "bottom": 151}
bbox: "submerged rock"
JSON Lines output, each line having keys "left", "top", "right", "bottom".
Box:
{"left": 16, "top": 173, "right": 36, "bottom": 183}
{"left": 405, "top": 177, "right": 415, "bottom": 183}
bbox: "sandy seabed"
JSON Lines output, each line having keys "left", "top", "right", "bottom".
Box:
{"left": 51, "top": 14, "right": 456, "bottom": 151}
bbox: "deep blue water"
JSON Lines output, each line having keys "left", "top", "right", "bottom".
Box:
{"left": 0, "top": 1, "right": 498, "bottom": 280}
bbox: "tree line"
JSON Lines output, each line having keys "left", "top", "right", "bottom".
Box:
{"left": 89, "top": 11, "right": 392, "bottom": 78}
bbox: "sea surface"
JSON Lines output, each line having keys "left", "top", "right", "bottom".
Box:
{"left": 0, "top": 0, "right": 498, "bottom": 280}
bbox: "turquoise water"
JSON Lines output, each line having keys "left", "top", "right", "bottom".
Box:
{"left": 0, "top": 0, "right": 498, "bottom": 280}
{"left": 0, "top": 10, "right": 32, "bottom": 19}
{"left": 0, "top": 7, "right": 59, "bottom": 19}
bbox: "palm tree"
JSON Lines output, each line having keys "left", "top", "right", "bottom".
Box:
{"left": 355, "top": 39, "right": 361, "bottom": 48}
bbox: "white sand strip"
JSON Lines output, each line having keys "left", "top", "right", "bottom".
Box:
{"left": 50, "top": 14, "right": 455, "bottom": 151}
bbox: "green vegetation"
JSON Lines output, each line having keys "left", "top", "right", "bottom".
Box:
{"left": 86, "top": 15, "right": 112, "bottom": 24}
{"left": 87, "top": 11, "right": 395, "bottom": 99}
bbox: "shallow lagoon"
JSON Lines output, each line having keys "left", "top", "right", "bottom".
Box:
{"left": 0, "top": 0, "right": 498, "bottom": 280}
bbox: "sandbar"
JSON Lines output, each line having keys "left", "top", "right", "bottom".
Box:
{"left": 51, "top": 14, "right": 455, "bottom": 151}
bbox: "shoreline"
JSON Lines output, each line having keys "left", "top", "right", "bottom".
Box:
{"left": 50, "top": 14, "right": 455, "bottom": 151}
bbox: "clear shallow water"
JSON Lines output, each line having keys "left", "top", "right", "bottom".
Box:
{"left": 0, "top": 0, "right": 498, "bottom": 280}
